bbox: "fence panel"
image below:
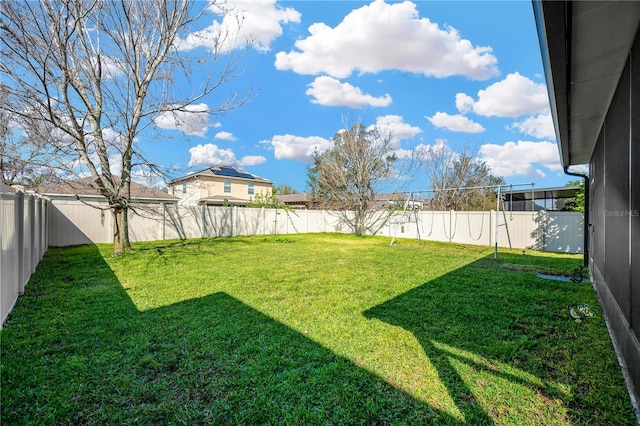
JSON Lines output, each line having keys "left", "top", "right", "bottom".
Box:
{"left": 1, "top": 187, "right": 48, "bottom": 328}
{"left": 389, "top": 210, "right": 583, "bottom": 253}
{"left": 48, "top": 200, "right": 111, "bottom": 246}
{"left": 43, "top": 201, "right": 584, "bottom": 254}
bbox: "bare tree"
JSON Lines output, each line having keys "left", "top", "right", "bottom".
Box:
{"left": 1, "top": 85, "right": 63, "bottom": 186}
{"left": 0, "top": 0, "right": 247, "bottom": 254}
{"left": 423, "top": 143, "right": 504, "bottom": 211}
{"left": 308, "top": 119, "right": 416, "bottom": 235}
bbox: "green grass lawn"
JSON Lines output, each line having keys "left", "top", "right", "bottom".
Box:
{"left": 1, "top": 233, "right": 636, "bottom": 425}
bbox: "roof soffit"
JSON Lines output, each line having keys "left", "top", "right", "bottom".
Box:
{"left": 536, "top": 1, "right": 640, "bottom": 167}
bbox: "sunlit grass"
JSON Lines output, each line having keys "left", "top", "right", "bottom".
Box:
{"left": 1, "top": 233, "right": 636, "bottom": 424}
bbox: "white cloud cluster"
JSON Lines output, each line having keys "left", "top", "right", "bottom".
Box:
{"left": 456, "top": 73, "right": 549, "bottom": 118}
{"left": 426, "top": 112, "right": 484, "bottom": 133}
{"left": 153, "top": 104, "right": 217, "bottom": 137}
{"left": 92, "top": 55, "right": 125, "bottom": 79}
{"left": 306, "top": 76, "right": 392, "bottom": 108}
{"left": 188, "top": 143, "right": 266, "bottom": 167}
{"left": 428, "top": 73, "right": 551, "bottom": 138}
{"left": 480, "top": 140, "right": 561, "bottom": 179}
{"left": 177, "top": 0, "right": 301, "bottom": 52}
{"left": 370, "top": 115, "right": 422, "bottom": 140}
{"left": 239, "top": 155, "right": 268, "bottom": 166}
{"left": 274, "top": 0, "right": 498, "bottom": 80}
{"left": 215, "top": 131, "right": 237, "bottom": 141}
{"left": 266, "top": 134, "right": 332, "bottom": 162}
{"left": 509, "top": 112, "right": 555, "bottom": 139}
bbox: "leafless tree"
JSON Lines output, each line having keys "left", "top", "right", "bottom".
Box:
{"left": 1, "top": 0, "right": 248, "bottom": 254}
{"left": 1, "top": 85, "right": 64, "bottom": 186}
{"left": 423, "top": 143, "right": 504, "bottom": 211}
{"left": 308, "top": 118, "right": 418, "bottom": 235}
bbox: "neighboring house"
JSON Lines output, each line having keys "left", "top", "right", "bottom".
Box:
{"left": 373, "top": 193, "right": 417, "bottom": 210}
{"left": 275, "top": 193, "right": 313, "bottom": 209}
{"left": 169, "top": 165, "right": 273, "bottom": 206}
{"left": 285, "top": 192, "right": 413, "bottom": 211}
{"left": 502, "top": 185, "right": 581, "bottom": 211}
{"left": 534, "top": 0, "right": 640, "bottom": 407}
{"left": 35, "top": 177, "right": 179, "bottom": 204}
{"left": 34, "top": 177, "right": 179, "bottom": 247}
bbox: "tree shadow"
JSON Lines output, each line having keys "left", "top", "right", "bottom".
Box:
{"left": 363, "top": 252, "right": 626, "bottom": 424}
{"left": 1, "top": 244, "right": 463, "bottom": 424}
{"left": 4, "top": 245, "right": 632, "bottom": 424}
{"left": 529, "top": 211, "right": 583, "bottom": 253}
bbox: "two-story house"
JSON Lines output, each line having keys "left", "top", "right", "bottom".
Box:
{"left": 169, "top": 165, "right": 273, "bottom": 206}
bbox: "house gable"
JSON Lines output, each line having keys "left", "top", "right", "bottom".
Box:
{"left": 169, "top": 165, "right": 273, "bottom": 206}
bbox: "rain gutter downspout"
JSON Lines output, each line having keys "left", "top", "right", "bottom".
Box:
{"left": 564, "top": 167, "right": 589, "bottom": 267}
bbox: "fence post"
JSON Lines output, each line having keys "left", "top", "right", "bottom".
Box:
{"left": 15, "top": 191, "right": 25, "bottom": 295}
{"left": 29, "top": 194, "right": 36, "bottom": 277}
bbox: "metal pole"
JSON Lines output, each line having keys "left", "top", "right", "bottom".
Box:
{"left": 494, "top": 185, "right": 501, "bottom": 259}
{"left": 563, "top": 167, "right": 589, "bottom": 267}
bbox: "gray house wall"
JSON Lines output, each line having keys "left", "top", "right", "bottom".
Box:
{"left": 589, "top": 27, "right": 639, "bottom": 405}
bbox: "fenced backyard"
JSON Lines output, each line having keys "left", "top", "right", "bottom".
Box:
{"left": 1, "top": 234, "right": 636, "bottom": 424}
{"left": 47, "top": 199, "right": 584, "bottom": 253}
{"left": 8, "top": 191, "right": 630, "bottom": 424}
{"left": 1, "top": 194, "right": 584, "bottom": 328}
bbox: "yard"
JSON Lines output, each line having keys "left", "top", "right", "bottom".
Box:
{"left": 1, "top": 234, "right": 636, "bottom": 425}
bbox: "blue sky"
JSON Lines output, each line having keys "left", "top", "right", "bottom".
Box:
{"left": 143, "top": 0, "right": 584, "bottom": 193}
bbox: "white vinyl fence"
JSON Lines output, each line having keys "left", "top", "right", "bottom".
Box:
{"left": 1, "top": 186, "right": 48, "bottom": 328}
{"left": 1, "top": 197, "right": 583, "bottom": 326}
{"left": 46, "top": 200, "right": 584, "bottom": 254}
{"left": 387, "top": 209, "right": 584, "bottom": 253}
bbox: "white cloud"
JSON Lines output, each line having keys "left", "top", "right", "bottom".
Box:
{"left": 455, "top": 93, "right": 475, "bottom": 114}
{"left": 274, "top": 0, "right": 498, "bottom": 79}
{"left": 267, "top": 134, "right": 332, "bottom": 162}
{"left": 215, "top": 131, "right": 237, "bottom": 141}
{"left": 177, "top": 0, "right": 301, "bottom": 52}
{"left": 130, "top": 168, "right": 167, "bottom": 189}
{"left": 188, "top": 143, "right": 239, "bottom": 167}
{"left": 426, "top": 112, "right": 485, "bottom": 133}
{"left": 153, "top": 104, "right": 214, "bottom": 136}
{"left": 92, "top": 55, "right": 125, "bottom": 79}
{"left": 509, "top": 112, "right": 555, "bottom": 139}
{"left": 306, "top": 76, "right": 392, "bottom": 108}
{"left": 369, "top": 115, "right": 422, "bottom": 140}
{"left": 480, "top": 140, "right": 561, "bottom": 178}
{"left": 239, "top": 155, "right": 267, "bottom": 166}
{"left": 457, "top": 73, "right": 550, "bottom": 118}
{"left": 567, "top": 164, "right": 589, "bottom": 174}
{"left": 416, "top": 138, "right": 456, "bottom": 157}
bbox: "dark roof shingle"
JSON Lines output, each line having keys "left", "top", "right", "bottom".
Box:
{"left": 35, "top": 177, "right": 178, "bottom": 201}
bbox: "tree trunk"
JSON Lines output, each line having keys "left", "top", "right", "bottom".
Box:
{"left": 355, "top": 209, "right": 365, "bottom": 235}
{"left": 112, "top": 207, "right": 131, "bottom": 255}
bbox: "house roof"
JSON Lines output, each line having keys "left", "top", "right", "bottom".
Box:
{"left": 35, "top": 177, "right": 178, "bottom": 202}
{"left": 170, "top": 165, "right": 272, "bottom": 184}
{"left": 276, "top": 193, "right": 311, "bottom": 204}
{"left": 503, "top": 185, "right": 581, "bottom": 201}
{"left": 197, "top": 195, "right": 249, "bottom": 206}
{"left": 533, "top": 1, "right": 640, "bottom": 167}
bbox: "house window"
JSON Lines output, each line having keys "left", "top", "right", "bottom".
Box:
{"left": 248, "top": 182, "right": 255, "bottom": 195}
{"left": 224, "top": 179, "right": 231, "bottom": 193}
{"left": 182, "top": 182, "right": 187, "bottom": 193}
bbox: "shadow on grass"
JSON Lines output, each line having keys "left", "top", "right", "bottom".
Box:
{"left": 364, "top": 252, "right": 635, "bottom": 424}
{"left": 2, "top": 245, "right": 634, "bottom": 425}
{"left": 1, "top": 244, "right": 455, "bottom": 424}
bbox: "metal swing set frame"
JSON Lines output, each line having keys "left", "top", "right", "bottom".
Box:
{"left": 390, "top": 183, "right": 536, "bottom": 260}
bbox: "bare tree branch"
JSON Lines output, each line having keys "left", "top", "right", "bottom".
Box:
{"left": 309, "top": 116, "right": 419, "bottom": 234}
{"left": 1, "top": 0, "right": 249, "bottom": 254}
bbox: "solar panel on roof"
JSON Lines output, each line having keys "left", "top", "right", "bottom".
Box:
{"left": 212, "top": 166, "right": 255, "bottom": 180}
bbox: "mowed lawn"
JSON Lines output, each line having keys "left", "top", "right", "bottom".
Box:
{"left": 1, "top": 233, "right": 636, "bottom": 425}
